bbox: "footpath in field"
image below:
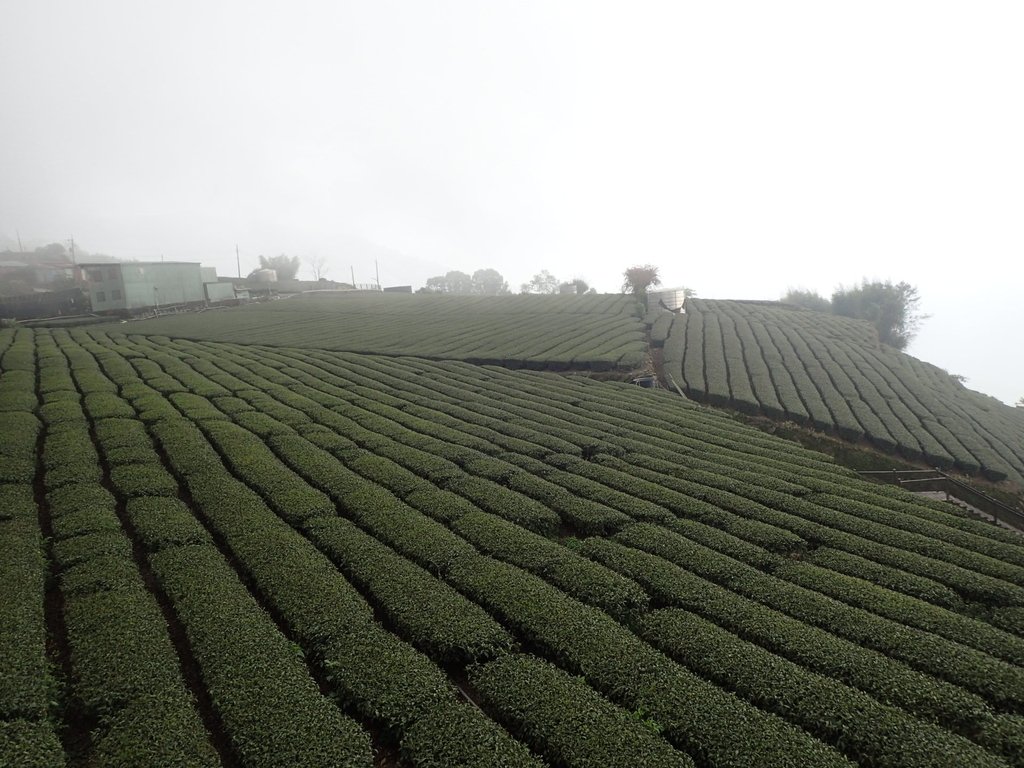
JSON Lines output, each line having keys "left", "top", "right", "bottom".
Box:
{"left": 658, "top": 298, "right": 1024, "bottom": 486}
{"left": 95, "top": 292, "right": 648, "bottom": 372}
{"left": 4, "top": 326, "right": 1024, "bottom": 767}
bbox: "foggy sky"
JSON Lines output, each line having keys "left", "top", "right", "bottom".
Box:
{"left": 2, "top": 1, "right": 1022, "bottom": 404}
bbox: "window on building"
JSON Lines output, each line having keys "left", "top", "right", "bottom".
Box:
{"left": 107, "top": 268, "right": 117, "bottom": 281}
{"left": 111, "top": 289, "right": 122, "bottom": 301}
{"left": 95, "top": 291, "right": 106, "bottom": 303}
{"left": 88, "top": 269, "right": 104, "bottom": 281}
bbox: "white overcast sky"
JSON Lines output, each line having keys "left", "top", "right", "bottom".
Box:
{"left": 1, "top": 1, "right": 1022, "bottom": 403}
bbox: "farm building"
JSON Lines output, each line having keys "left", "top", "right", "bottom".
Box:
{"left": 82, "top": 261, "right": 233, "bottom": 312}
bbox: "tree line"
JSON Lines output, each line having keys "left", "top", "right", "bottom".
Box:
{"left": 416, "top": 269, "right": 599, "bottom": 296}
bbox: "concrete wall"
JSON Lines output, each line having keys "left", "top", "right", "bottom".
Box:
{"left": 204, "top": 281, "right": 235, "bottom": 301}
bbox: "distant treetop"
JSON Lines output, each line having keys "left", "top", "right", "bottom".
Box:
{"left": 781, "top": 280, "right": 927, "bottom": 350}
{"left": 781, "top": 288, "right": 832, "bottom": 313}
{"left": 832, "top": 280, "right": 926, "bottom": 351}
{"left": 621, "top": 265, "right": 661, "bottom": 300}
{"left": 257, "top": 254, "right": 301, "bottom": 281}
{"left": 520, "top": 270, "right": 559, "bottom": 295}
{"left": 418, "top": 268, "right": 510, "bottom": 295}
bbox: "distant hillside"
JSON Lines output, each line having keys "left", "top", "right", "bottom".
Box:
{"left": 660, "top": 299, "right": 1024, "bottom": 485}
{"left": 95, "top": 292, "right": 648, "bottom": 372}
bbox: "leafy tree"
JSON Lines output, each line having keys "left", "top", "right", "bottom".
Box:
{"left": 831, "top": 280, "right": 926, "bottom": 350}
{"left": 418, "top": 276, "right": 446, "bottom": 294}
{"left": 419, "top": 270, "right": 475, "bottom": 294}
{"left": 621, "top": 265, "right": 661, "bottom": 300}
{"left": 520, "top": 270, "right": 559, "bottom": 295}
{"left": 1016, "top": 397, "right": 1024, "bottom": 408}
{"left": 471, "top": 268, "right": 510, "bottom": 295}
{"left": 782, "top": 288, "right": 831, "bottom": 312}
{"left": 444, "top": 270, "right": 474, "bottom": 294}
{"left": 258, "top": 254, "right": 301, "bottom": 281}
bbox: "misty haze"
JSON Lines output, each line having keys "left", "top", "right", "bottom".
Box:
{"left": 2, "top": 3, "right": 1023, "bottom": 768}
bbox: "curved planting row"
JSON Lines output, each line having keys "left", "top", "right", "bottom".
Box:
{"left": 62, "top": 331, "right": 546, "bottom": 768}
{"left": 660, "top": 299, "right": 1024, "bottom": 484}
{"left": 114, "top": 331, "right": 1024, "bottom": 763}
{"left": 0, "top": 330, "right": 64, "bottom": 768}
{"left": 5, "top": 327, "right": 1024, "bottom": 766}
{"left": 75, "top": 332, "right": 849, "bottom": 765}
{"left": 144, "top": 334, "right": 1021, "bottom": 616}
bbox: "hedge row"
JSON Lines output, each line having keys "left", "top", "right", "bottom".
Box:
{"left": 470, "top": 653, "right": 693, "bottom": 768}
{"left": 0, "top": 720, "right": 64, "bottom": 768}
{"left": 561, "top": 454, "right": 806, "bottom": 553}
{"left": 802, "top": 546, "right": 964, "bottom": 609}
{"left": 304, "top": 515, "right": 514, "bottom": 664}
{"left": 805, "top": 494, "right": 1024, "bottom": 587}
{"left": 784, "top": 495, "right": 1024, "bottom": 606}
{"left": 772, "top": 559, "right": 1024, "bottom": 667}
{"left": 45, "top": 482, "right": 216, "bottom": 765}
{"left": 103, "top": 293, "right": 646, "bottom": 368}
{"left": 597, "top": 526, "right": 1023, "bottom": 718}
{"left": 261, "top": 415, "right": 647, "bottom": 618}
{"left": 152, "top": 543, "right": 372, "bottom": 766}
{"left": 599, "top": 454, "right": 1023, "bottom": 609}
{"left": 639, "top": 608, "right": 1005, "bottom": 767}
{"left": 142, "top": 395, "right": 537, "bottom": 765}
{"left": 661, "top": 299, "right": 1024, "bottom": 484}
{"left": 38, "top": 344, "right": 218, "bottom": 766}
{"left": 835, "top": 483, "right": 1024, "bottom": 551}
{"left": 443, "top": 551, "right": 851, "bottom": 767}
{"left": 0, "top": 486, "right": 53, "bottom": 725}
{"left": 0, "top": 346, "right": 54, "bottom": 758}
{"left": 155, "top": 339, "right": 1024, "bottom": 626}
{"left": 198, "top": 419, "right": 335, "bottom": 525}
{"left": 582, "top": 536, "right": 999, "bottom": 736}
{"left": 0, "top": 412, "right": 39, "bottom": 483}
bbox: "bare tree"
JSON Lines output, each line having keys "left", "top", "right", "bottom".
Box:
{"left": 306, "top": 255, "right": 329, "bottom": 281}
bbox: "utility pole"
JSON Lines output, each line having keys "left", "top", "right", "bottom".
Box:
{"left": 69, "top": 236, "right": 76, "bottom": 265}
{"left": 236, "top": 244, "right": 241, "bottom": 278}
{"left": 375, "top": 259, "right": 380, "bottom": 290}
{"left": 350, "top": 266, "right": 355, "bottom": 287}
{"left": 16, "top": 230, "right": 23, "bottom": 253}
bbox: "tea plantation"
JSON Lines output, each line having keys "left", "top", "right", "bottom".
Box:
{"left": 3, "top": 323, "right": 1024, "bottom": 767}
{"left": 660, "top": 299, "right": 1024, "bottom": 485}
{"left": 94, "top": 293, "right": 648, "bottom": 372}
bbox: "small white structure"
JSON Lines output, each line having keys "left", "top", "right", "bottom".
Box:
{"left": 249, "top": 268, "right": 278, "bottom": 283}
{"left": 649, "top": 287, "right": 691, "bottom": 311}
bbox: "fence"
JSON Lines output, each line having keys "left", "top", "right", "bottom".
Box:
{"left": 857, "top": 469, "right": 1024, "bottom": 532}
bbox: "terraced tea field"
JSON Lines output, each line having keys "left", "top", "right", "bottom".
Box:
{"left": 660, "top": 299, "right": 1024, "bottom": 485}
{"left": 97, "top": 293, "right": 647, "bottom": 371}
{"left": 4, "top": 325, "right": 1024, "bottom": 767}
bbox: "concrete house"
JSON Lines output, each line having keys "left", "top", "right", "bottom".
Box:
{"left": 83, "top": 261, "right": 206, "bottom": 312}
